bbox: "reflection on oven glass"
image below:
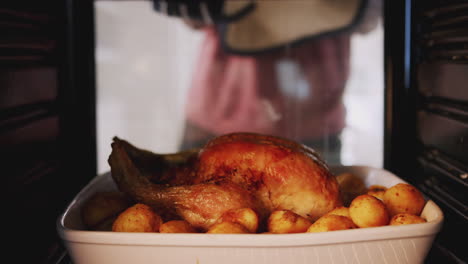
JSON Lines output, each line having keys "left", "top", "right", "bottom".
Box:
{"left": 95, "top": 1, "right": 384, "bottom": 173}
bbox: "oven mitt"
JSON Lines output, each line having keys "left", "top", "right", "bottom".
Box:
{"left": 152, "top": 0, "right": 368, "bottom": 55}
{"left": 219, "top": 0, "right": 368, "bottom": 55}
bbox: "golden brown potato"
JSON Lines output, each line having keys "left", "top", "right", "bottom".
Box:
{"left": 159, "top": 220, "right": 197, "bottom": 233}
{"left": 336, "top": 173, "right": 367, "bottom": 206}
{"left": 367, "top": 185, "right": 387, "bottom": 200}
{"left": 267, "top": 210, "right": 312, "bottom": 234}
{"left": 92, "top": 216, "right": 118, "bottom": 231}
{"left": 112, "top": 203, "right": 163, "bottom": 232}
{"left": 307, "top": 214, "right": 357, "bottom": 233}
{"left": 349, "top": 194, "right": 389, "bottom": 228}
{"left": 206, "top": 221, "right": 249, "bottom": 234}
{"left": 325, "top": 206, "right": 350, "bottom": 219}
{"left": 216, "top": 208, "right": 259, "bottom": 233}
{"left": 390, "top": 213, "right": 426, "bottom": 226}
{"left": 383, "top": 183, "right": 426, "bottom": 216}
{"left": 81, "top": 191, "right": 132, "bottom": 230}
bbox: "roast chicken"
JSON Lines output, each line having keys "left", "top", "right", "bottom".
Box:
{"left": 108, "top": 132, "right": 342, "bottom": 231}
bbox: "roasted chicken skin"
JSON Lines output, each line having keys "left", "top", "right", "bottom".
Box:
{"left": 109, "top": 133, "right": 342, "bottom": 230}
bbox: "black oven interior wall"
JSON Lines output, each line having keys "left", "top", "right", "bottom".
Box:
{"left": 384, "top": 0, "right": 468, "bottom": 262}
{"left": 1, "top": 1, "right": 96, "bottom": 263}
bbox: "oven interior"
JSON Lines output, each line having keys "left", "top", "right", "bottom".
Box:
{"left": 1, "top": 1, "right": 466, "bottom": 263}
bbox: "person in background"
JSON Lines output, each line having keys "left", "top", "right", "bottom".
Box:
{"left": 172, "top": 0, "right": 382, "bottom": 165}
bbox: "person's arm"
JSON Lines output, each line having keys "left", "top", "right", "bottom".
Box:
{"left": 291, "top": 34, "right": 351, "bottom": 114}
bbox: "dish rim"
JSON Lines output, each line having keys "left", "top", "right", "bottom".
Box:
{"left": 57, "top": 165, "right": 444, "bottom": 247}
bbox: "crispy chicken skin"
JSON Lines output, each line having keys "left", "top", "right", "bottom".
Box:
{"left": 109, "top": 133, "right": 342, "bottom": 230}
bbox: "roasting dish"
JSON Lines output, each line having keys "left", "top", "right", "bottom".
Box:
{"left": 57, "top": 165, "right": 443, "bottom": 264}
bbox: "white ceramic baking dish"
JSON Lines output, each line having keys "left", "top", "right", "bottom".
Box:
{"left": 57, "top": 166, "right": 443, "bottom": 264}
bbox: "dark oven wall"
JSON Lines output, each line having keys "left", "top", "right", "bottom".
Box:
{"left": 385, "top": 0, "right": 467, "bottom": 263}
{"left": 1, "top": 1, "right": 96, "bottom": 263}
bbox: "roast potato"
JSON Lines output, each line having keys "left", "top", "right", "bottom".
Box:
{"left": 367, "top": 185, "right": 387, "bottom": 200}
{"left": 349, "top": 194, "right": 389, "bottom": 228}
{"left": 336, "top": 173, "right": 367, "bottom": 206}
{"left": 91, "top": 215, "right": 118, "bottom": 231}
{"left": 216, "top": 208, "right": 259, "bottom": 233}
{"left": 389, "top": 213, "right": 426, "bottom": 226}
{"left": 267, "top": 210, "right": 312, "bottom": 234}
{"left": 159, "top": 220, "right": 197, "bottom": 233}
{"left": 207, "top": 221, "right": 249, "bottom": 234}
{"left": 307, "top": 214, "right": 357, "bottom": 233}
{"left": 112, "top": 203, "right": 163, "bottom": 232}
{"left": 383, "top": 183, "right": 426, "bottom": 216}
{"left": 81, "top": 191, "right": 132, "bottom": 230}
{"left": 325, "top": 206, "right": 350, "bottom": 219}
